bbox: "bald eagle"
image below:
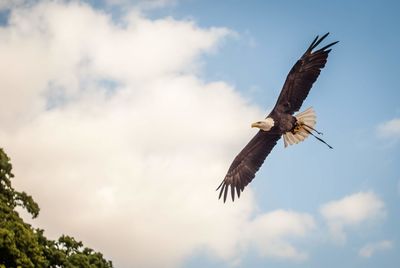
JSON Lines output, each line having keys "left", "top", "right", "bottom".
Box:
{"left": 217, "top": 33, "right": 338, "bottom": 202}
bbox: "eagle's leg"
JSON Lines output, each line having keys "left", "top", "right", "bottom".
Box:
{"left": 302, "top": 123, "right": 323, "bottom": 135}
{"left": 302, "top": 127, "right": 333, "bottom": 149}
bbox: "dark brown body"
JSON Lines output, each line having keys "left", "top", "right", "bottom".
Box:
{"left": 269, "top": 111, "right": 297, "bottom": 134}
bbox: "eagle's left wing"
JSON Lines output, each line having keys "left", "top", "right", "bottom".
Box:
{"left": 217, "top": 131, "right": 281, "bottom": 202}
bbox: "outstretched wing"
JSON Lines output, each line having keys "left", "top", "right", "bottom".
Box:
{"left": 217, "top": 131, "right": 281, "bottom": 202}
{"left": 273, "top": 33, "right": 338, "bottom": 115}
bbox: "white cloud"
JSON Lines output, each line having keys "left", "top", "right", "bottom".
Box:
{"left": 320, "top": 192, "right": 385, "bottom": 244}
{"left": 0, "top": 0, "right": 24, "bottom": 9}
{"left": 0, "top": 2, "right": 313, "bottom": 267}
{"left": 105, "top": 0, "right": 177, "bottom": 9}
{"left": 0, "top": 1, "right": 230, "bottom": 129}
{"left": 0, "top": 0, "right": 177, "bottom": 10}
{"left": 377, "top": 118, "right": 400, "bottom": 140}
{"left": 244, "top": 210, "right": 316, "bottom": 261}
{"left": 359, "top": 240, "right": 393, "bottom": 258}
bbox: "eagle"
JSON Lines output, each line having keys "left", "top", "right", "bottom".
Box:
{"left": 217, "top": 33, "right": 338, "bottom": 202}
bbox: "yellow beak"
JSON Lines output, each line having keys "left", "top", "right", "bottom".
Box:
{"left": 251, "top": 122, "right": 258, "bottom": 128}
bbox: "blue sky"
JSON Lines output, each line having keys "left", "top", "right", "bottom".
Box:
{"left": 152, "top": 0, "right": 400, "bottom": 265}
{"left": 166, "top": 1, "right": 400, "bottom": 267}
{"left": 1, "top": 0, "right": 399, "bottom": 267}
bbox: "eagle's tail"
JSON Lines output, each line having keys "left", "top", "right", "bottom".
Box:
{"left": 283, "top": 107, "right": 317, "bottom": 148}
{"left": 283, "top": 107, "right": 333, "bottom": 149}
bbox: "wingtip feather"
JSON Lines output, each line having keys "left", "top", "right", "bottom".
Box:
{"left": 310, "top": 32, "right": 330, "bottom": 51}
{"left": 218, "top": 183, "right": 225, "bottom": 200}
{"left": 223, "top": 184, "right": 228, "bottom": 202}
{"left": 307, "top": 35, "right": 319, "bottom": 51}
{"left": 216, "top": 181, "right": 223, "bottom": 191}
{"left": 318, "top": 40, "right": 339, "bottom": 52}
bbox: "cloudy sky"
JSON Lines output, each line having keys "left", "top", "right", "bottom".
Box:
{"left": 0, "top": 0, "right": 399, "bottom": 267}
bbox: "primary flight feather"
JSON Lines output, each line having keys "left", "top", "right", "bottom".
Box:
{"left": 217, "top": 33, "right": 338, "bottom": 202}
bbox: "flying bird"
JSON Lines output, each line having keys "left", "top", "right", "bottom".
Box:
{"left": 217, "top": 33, "right": 338, "bottom": 202}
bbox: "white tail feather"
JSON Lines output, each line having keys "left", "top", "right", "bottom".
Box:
{"left": 283, "top": 107, "right": 317, "bottom": 148}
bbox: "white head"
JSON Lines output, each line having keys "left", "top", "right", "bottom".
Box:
{"left": 251, "top": 117, "right": 275, "bottom": 131}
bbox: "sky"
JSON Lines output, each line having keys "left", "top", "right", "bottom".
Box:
{"left": 0, "top": 0, "right": 399, "bottom": 267}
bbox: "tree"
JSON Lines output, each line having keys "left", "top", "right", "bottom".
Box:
{"left": 0, "top": 148, "right": 113, "bottom": 267}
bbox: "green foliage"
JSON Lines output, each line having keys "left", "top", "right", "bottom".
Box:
{"left": 0, "top": 148, "right": 113, "bottom": 267}
{"left": 37, "top": 232, "right": 113, "bottom": 268}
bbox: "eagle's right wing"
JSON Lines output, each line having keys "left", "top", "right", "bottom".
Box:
{"left": 217, "top": 131, "right": 281, "bottom": 202}
{"left": 272, "top": 33, "right": 338, "bottom": 115}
